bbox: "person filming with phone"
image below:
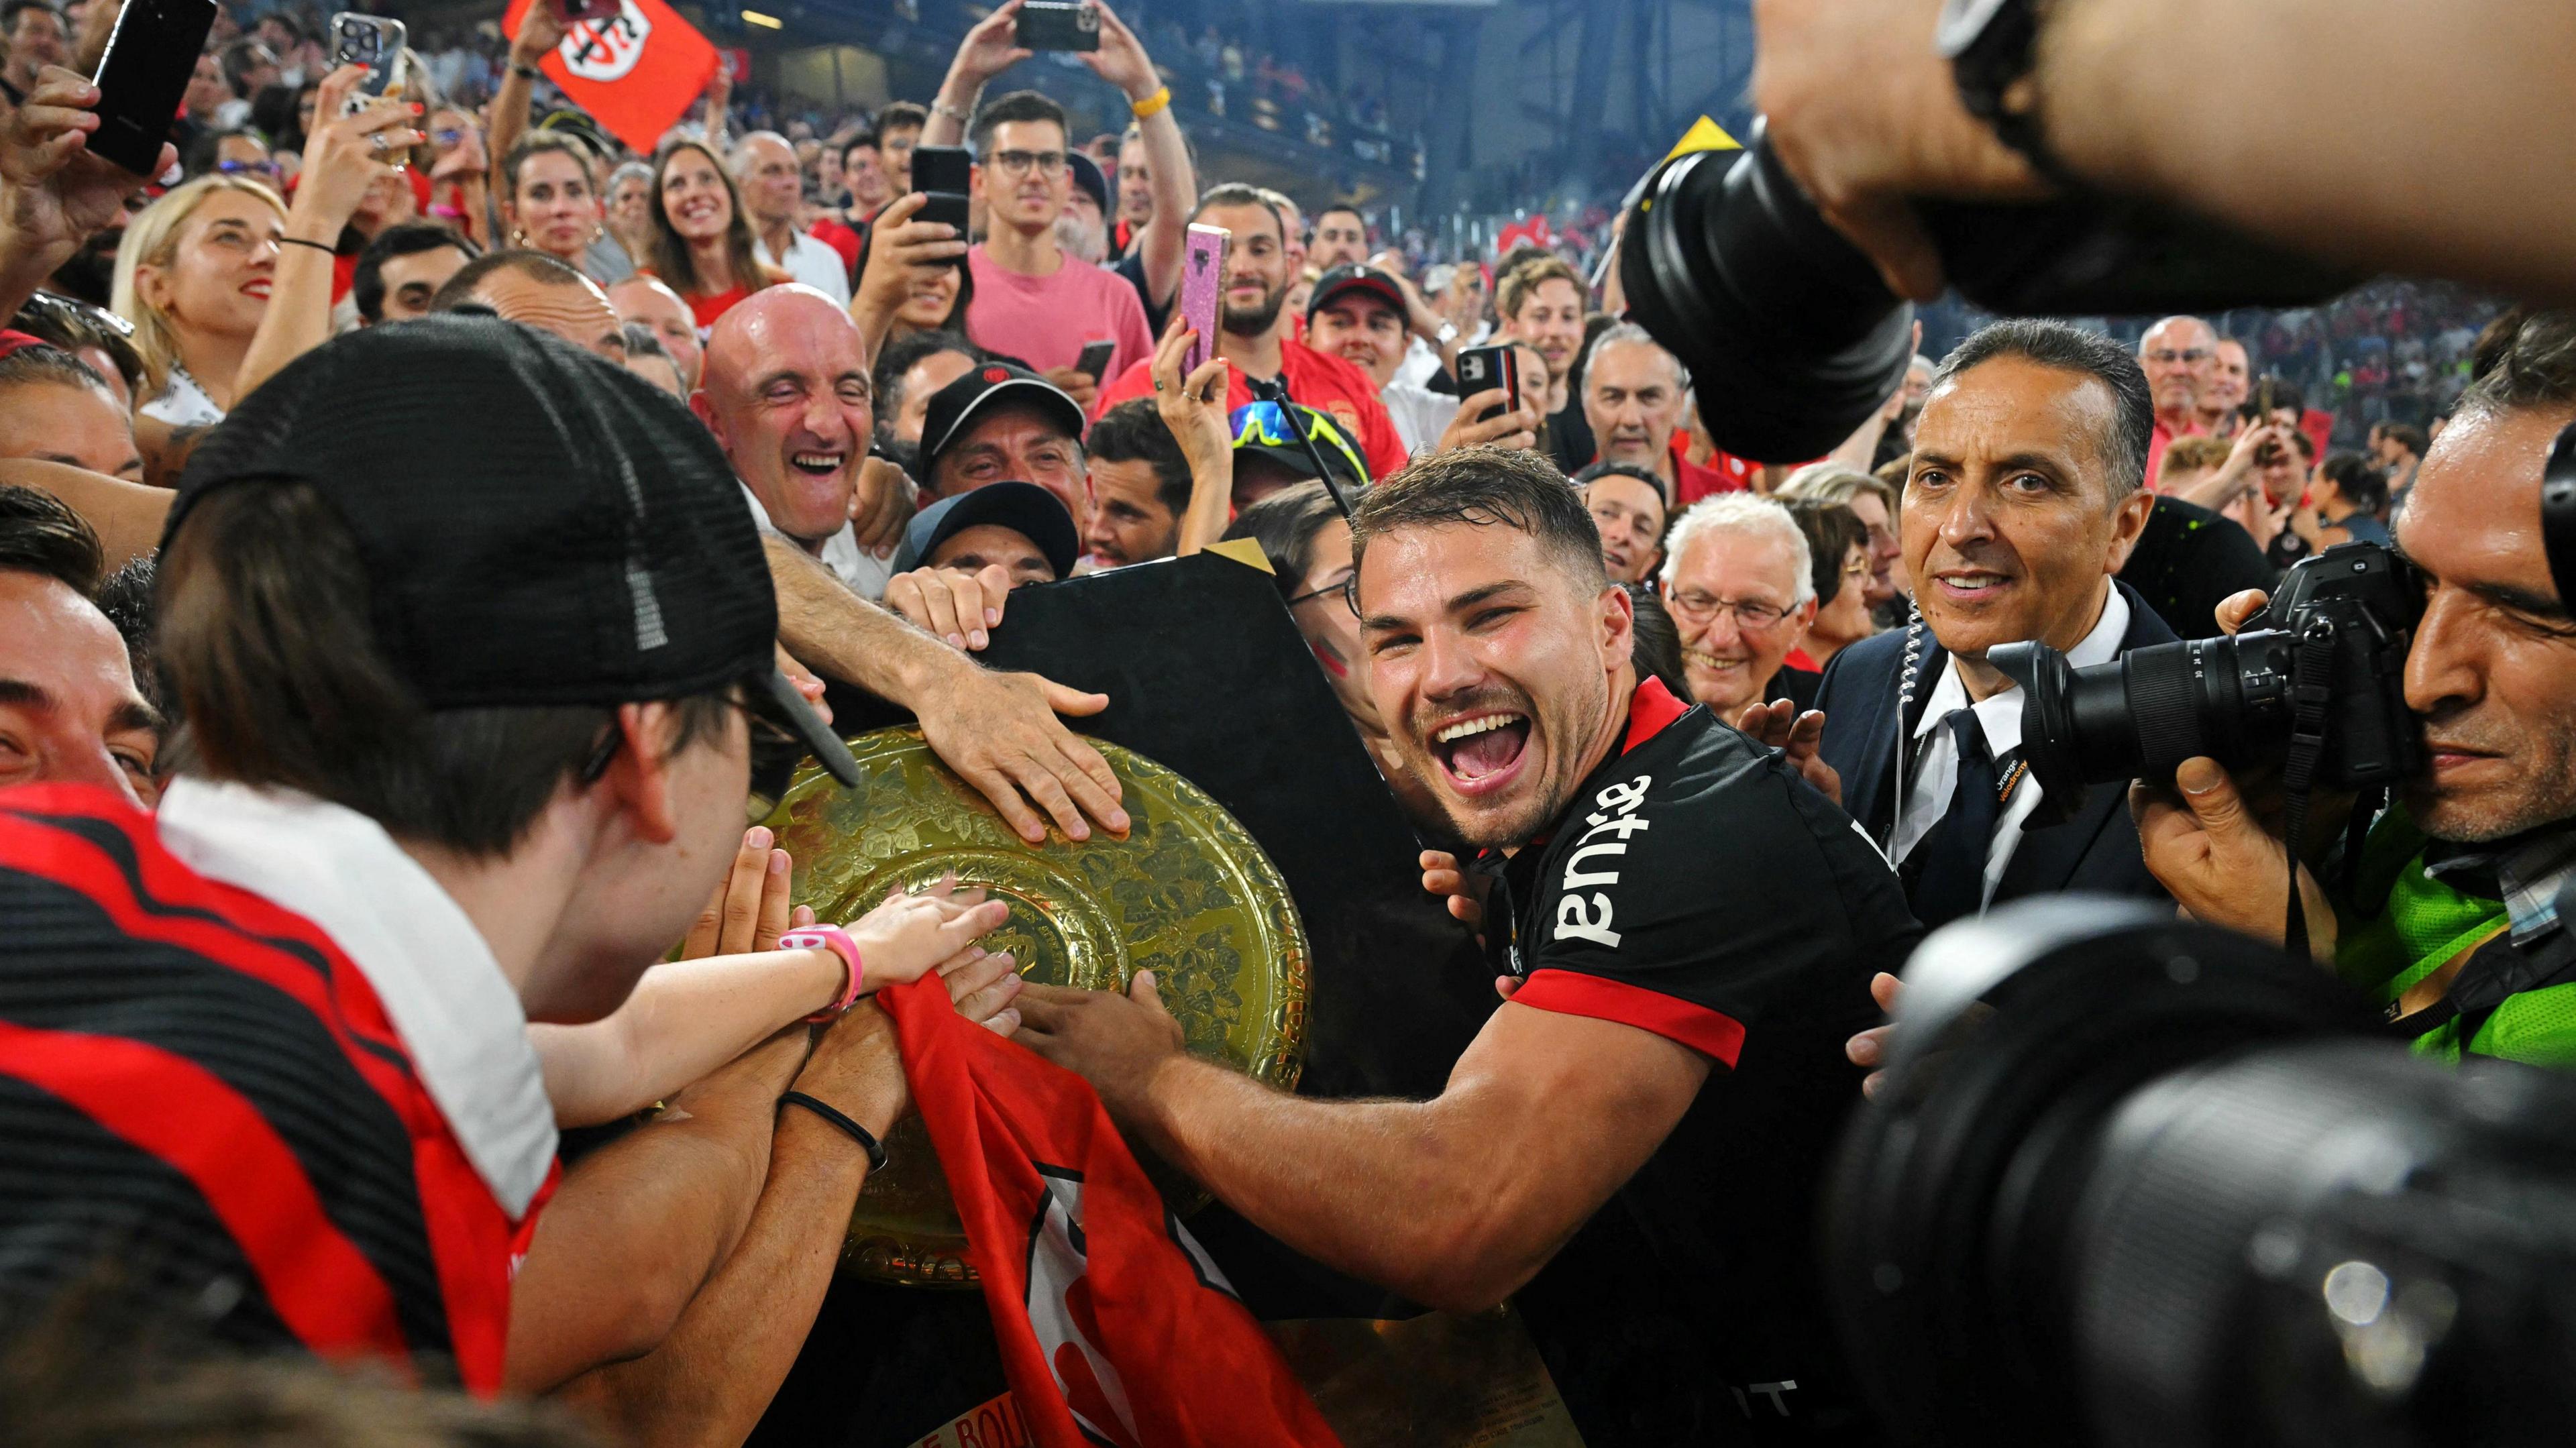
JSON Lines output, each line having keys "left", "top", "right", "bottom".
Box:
{"left": 2135, "top": 310, "right": 2576, "bottom": 1069}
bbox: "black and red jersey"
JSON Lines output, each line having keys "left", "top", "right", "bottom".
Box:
{"left": 0, "top": 785, "right": 536, "bottom": 1392}
{"left": 1487, "top": 678, "right": 1921, "bottom": 1445}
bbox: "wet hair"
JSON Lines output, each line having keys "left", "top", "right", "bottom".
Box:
{"left": 1348, "top": 446, "right": 1601, "bottom": 593}
{"left": 2459, "top": 309, "right": 2576, "bottom": 420}
{"left": 1085, "top": 398, "right": 1194, "bottom": 520}
{"left": 1935, "top": 318, "right": 2153, "bottom": 496}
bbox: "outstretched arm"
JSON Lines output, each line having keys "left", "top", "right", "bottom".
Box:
{"left": 1018, "top": 978, "right": 1707, "bottom": 1312}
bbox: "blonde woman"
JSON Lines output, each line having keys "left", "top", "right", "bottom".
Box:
{"left": 113, "top": 66, "right": 415, "bottom": 425}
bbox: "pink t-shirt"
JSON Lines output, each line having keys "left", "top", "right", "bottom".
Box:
{"left": 964, "top": 245, "right": 1154, "bottom": 385}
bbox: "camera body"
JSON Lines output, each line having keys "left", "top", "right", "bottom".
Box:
{"left": 1989, "top": 541, "right": 2421, "bottom": 819}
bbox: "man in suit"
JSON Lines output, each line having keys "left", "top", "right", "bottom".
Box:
{"left": 1813, "top": 319, "right": 2169, "bottom": 930}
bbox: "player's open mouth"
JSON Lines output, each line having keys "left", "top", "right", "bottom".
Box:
{"left": 1430, "top": 711, "right": 1531, "bottom": 791}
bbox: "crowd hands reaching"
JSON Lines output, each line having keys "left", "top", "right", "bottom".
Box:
{"left": 5, "top": 0, "right": 2576, "bottom": 1439}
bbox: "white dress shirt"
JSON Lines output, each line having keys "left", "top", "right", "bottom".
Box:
{"left": 1890, "top": 583, "right": 2130, "bottom": 909}
{"left": 741, "top": 481, "right": 895, "bottom": 601}
{"left": 756, "top": 231, "right": 853, "bottom": 307}
{"left": 155, "top": 778, "right": 557, "bottom": 1216}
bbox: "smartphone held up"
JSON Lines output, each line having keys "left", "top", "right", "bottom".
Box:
{"left": 86, "top": 0, "right": 219, "bottom": 175}
{"left": 328, "top": 13, "right": 409, "bottom": 115}
{"left": 1179, "top": 224, "right": 1229, "bottom": 377}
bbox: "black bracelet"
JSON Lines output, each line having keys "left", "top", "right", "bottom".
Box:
{"left": 778, "top": 1091, "right": 890, "bottom": 1170}
{"left": 277, "top": 236, "right": 336, "bottom": 254}
{"left": 511, "top": 62, "right": 542, "bottom": 80}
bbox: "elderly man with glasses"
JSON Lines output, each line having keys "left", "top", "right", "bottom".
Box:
{"left": 1659, "top": 492, "right": 1823, "bottom": 715}
{"left": 2138, "top": 313, "right": 2218, "bottom": 486}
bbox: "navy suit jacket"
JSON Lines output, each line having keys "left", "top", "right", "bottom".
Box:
{"left": 1815, "top": 579, "right": 2178, "bottom": 907}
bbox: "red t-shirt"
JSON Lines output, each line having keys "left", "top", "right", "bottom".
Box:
{"left": 684, "top": 283, "right": 754, "bottom": 330}
{"left": 1095, "top": 338, "right": 1409, "bottom": 482}
{"left": 1672, "top": 435, "right": 1755, "bottom": 505}
{"left": 808, "top": 215, "right": 865, "bottom": 284}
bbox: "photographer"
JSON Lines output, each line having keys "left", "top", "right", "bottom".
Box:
{"left": 2136, "top": 311, "right": 2576, "bottom": 1066}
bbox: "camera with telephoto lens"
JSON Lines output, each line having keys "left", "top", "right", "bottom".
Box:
{"left": 1827, "top": 897, "right": 2576, "bottom": 1448}
{"left": 1618, "top": 121, "right": 2359, "bottom": 463}
{"left": 1984, "top": 541, "right": 2423, "bottom": 822}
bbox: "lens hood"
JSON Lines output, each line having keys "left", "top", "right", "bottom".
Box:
{"left": 1620, "top": 121, "right": 1917, "bottom": 464}
{"left": 1823, "top": 899, "right": 2381, "bottom": 1445}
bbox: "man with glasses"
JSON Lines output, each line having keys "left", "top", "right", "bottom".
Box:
{"left": 2138, "top": 313, "right": 2218, "bottom": 486}
{"left": 1815, "top": 320, "right": 2174, "bottom": 931}
{"left": 0, "top": 0, "right": 66, "bottom": 105}
{"left": 950, "top": 91, "right": 1151, "bottom": 402}
{"left": 1659, "top": 492, "right": 1822, "bottom": 713}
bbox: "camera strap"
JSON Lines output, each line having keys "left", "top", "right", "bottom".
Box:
{"left": 2279, "top": 623, "right": 2343, "bottom": 960}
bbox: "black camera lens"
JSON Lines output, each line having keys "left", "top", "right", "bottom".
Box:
{"left": 1827, "top": 900, "right": 2576, "bottom": 1448}
{"left": 1995, "top": 631, "right": 2294, "bottom": 813}
{"left": 1619, "top": 122, "right": 1917, "bottom": 465}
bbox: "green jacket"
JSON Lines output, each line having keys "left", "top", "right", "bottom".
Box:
{"left": 2335, "top": 807, "right": 2576, "bottom": 1068}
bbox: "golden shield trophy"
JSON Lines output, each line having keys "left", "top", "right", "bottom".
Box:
{"left": 766, "top": 726, "right": 1311, "bottom": 1287}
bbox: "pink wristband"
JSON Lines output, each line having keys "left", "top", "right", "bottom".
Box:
{"left": 780, "top": 926, "right": 865, "bottom": 1021}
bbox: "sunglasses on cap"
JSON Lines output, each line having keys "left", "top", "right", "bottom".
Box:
{"left": 1228, "top": 400, "right": 1367, "bottom": 487}
{"left": 15, "top": 290, "right": 136, "bottom": 340}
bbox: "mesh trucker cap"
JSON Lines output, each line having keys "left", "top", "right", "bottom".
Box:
{"left": 165, "top": 315, "right": 859, "bottom": 786}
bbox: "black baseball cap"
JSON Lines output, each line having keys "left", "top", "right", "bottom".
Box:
{"left": 166, "top": 315, "right": 860, "bottom": 787}
{"left": 1305, "top": 264, "right": 1407, "bottom": 323}
{"left": 893, "top": 480, "right": 1079, "bottom": 579}
{"left": 1066, "top": 151, "right": 1110, "bottom": 217}
{"left": 918, "top": 361, "right": 1088, "bottom": 488}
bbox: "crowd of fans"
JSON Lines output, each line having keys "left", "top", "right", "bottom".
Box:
{"left": 3, "top": 0, "right": 2575, "bottom": 1442}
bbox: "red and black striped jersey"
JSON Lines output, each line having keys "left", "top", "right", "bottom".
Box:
{"left": 0, "top": 784, "right": 538, "bottom": 1392}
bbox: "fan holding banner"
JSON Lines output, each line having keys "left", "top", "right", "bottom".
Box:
{"left": 501, "top": 0, "right": 720, "bottom": 154}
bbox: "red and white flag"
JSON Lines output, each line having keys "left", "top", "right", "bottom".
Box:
{"left": 1493, "top": 215, "right": 1554, "bottom": 257}
{"left": 500, "top": 0, "right": 718, "bottom": 154}
{"left": 879, "top": 979, "right": 1341, "bottom": 1448}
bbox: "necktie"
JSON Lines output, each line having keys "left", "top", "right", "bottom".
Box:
{"left": 1907, "top": 710, "right": 2000, "bottom": 930}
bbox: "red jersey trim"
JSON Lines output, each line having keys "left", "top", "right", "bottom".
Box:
{"left": 1511, "top": 969, "right": 1746, "bottom": 1068}
{"left": 1622, "top": 676, "right": 1690, "bottom": 755}
{"left": 0, "top": 1017, "right": 416, "bottom": 1370}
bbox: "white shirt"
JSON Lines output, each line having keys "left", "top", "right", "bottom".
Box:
{"left": 741, "top": 481, "right": 894, "bottom": 601}
{"left": 140, "top": 366, "right": 225, "bottom": 427}
{"left": 1395, "top": 335, "right": 1444, "bottom": 390}
{"left": 1383, "top": 378, "right": 1458, "bottom": 456}
{"left": 756, "top": 231, "right": 852, "bottom": 307}
{"left": 154, "top": 778, "right": 557, "bottom": 1216}
{"left": 1890, "top": 583, "right": 2130, "bottom": 909}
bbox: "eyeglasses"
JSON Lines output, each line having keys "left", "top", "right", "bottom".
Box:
{"left": 576, "top": 681, "right": 814, "bottom": 824}
{"left": 2144, "top": 348, "right": 2212, "bottom": 366}
{"left": 988, "top": 149, "right": 1068, "bottom": 176}
{"left": 1286, "top": 569, "right": 1357, "bottom": 620}
{"left": 1666, "top": 590, "right": 1796, "bottom": 630}
{"left": 217, "top": 158, "right": 280, "bottom": 178}
{"left": 433, "top": 127, "right": 467, "bottom": 147}
{"left": 1230, "top": 400, "right": 1368, "bottom": 488}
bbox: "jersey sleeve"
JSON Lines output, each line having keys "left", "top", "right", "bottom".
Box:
{"left": 1513, "top": 740, "right": 1907, "bottom": 1067}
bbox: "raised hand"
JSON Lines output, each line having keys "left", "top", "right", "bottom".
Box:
{"left": 1731, "top": 698, "right": 1841, "bottom": 805}
{"left": 0, "top": 66, "right": 173, "bottom": 309}
{"left": 1432, "top": 390, "right": 1540, "bottom": 455}
{"left": 947, "top": 0, "right": 1034, "bottom": 92}
{"left": 1076, "top": 0, "right": 1159, "bottom": 102}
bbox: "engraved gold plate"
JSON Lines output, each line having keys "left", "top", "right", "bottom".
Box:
{"left": 765, "top": 727, "right": 1309, "bottom": 1287}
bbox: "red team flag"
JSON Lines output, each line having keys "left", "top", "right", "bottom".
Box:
{"left": 1493, "top": 214, "right": 1554, "bottom": 258}
{"left": 499, "top": 0, "right": 718, "bottom": 155}
{"left": 879, "top": 978, "right": 1341, "bottom": 1448}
